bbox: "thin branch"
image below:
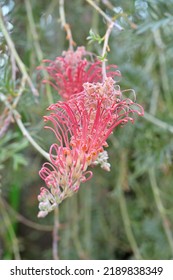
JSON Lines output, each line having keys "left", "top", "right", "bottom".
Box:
{"left": 112, "top": 146, "right": 142, "bottom": 260}
{"left": 24, "top": 0, "right": 43, "bottom": 62}
{"left": 153, "top": 29, "right": 171, "bottom": 107}
{"left": 25, "top": 0, "right": 53, "bottom": 105}
{"left": 71, "top": 195, "right": 88, "bottom": 259}
{"left": 149, "top": 168, "right": 173, "bottom": 256}
{"left": 86, "top": 0, "right": 123, "bottom": 81}
{"left": 0, "top": 93, "right": 50, "bottom": 161}
{"left": 101, "top": 22, "right": 114, "bottom": 81}
{"left": 59, "top": 0, "right": 75, "bottom": 50}
{"left": 86, "top": 0, "right": 124, "bottom": 31}
{"left": 0, "top": 109, "right": 12, "bottom": 138}
{"left": 12, "top": 76, "right": 27, "bottom": 108}
{"left": 101, "top": 1, "right": 137, "bottom": 29}
{"left": 10, "top": 50, "right": 17, "bottom": 82}
{"left": 52, "top": 206, "right": 59, "bottom": 259}
{"left": 0, "top": 8, "right": 39, "bottom": 98}
{"left": 3, "top": 198, "right": 53, "bottom": 232}
{"left": 15, "top": 116, "right": 50, "bottom": 161}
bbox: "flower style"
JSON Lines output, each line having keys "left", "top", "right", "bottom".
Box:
{"left": 38, "top": 46, "right": 120, "bottom": 100}
{"left": 38, "top": 77, "right": 144, "bottom": 217}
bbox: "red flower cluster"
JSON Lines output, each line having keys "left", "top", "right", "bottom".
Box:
{"left": 38, "top": 46, "right": 120, "bottom": 100}
{"left": 38, "top": 47, "right": 144, "bottom": 218}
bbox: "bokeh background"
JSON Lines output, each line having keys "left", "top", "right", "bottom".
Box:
{"left": 0, "top": 0, "right": 173, "bottom": 260}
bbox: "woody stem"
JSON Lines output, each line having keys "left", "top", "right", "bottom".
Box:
{"left": 102, "top": 22, "right": 114, "bottom": 81}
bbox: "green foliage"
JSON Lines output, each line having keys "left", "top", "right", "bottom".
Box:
{"left": 0, "top": 131, "right": 28, "bottom": 170}
{"left": 87, "top": 29, "right": 104, "bottom": 44}
{"left": 0, "top": 0, "right": 173, "bottom": 260}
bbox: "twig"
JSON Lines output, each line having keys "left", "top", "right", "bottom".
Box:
{"left": 72, "top": 195, "right": 88, "bottom": 259}
{"left": 101, "top": 22, "right": 114, "bottom": 80}
{"left": 153, "top": 29, "right": 171, "bottom": 107}
{"left": 149, "top": 168, "right": 173, "bottom": 256}
{"left": 25, "top": 0, "right": 53, "bottom": 105}
{"left": 101, "top": 1, "right": 137, "bottom": 29}
{"left": 0, "top": 109, "right": 12, "bottom": 138}
{"left": 12, "top": 76, "right": 27, "bottom": 108}
{"left": 59, "top": 0, "right": 75, "bottom": 50}
{"left": 25, "top": 0, "right": 43, "bottom": 62}
{"left": 86, "top": 0, "right": 123, "bottom": 81}
{"left": 86, "top": 0, "right": 124, "bottom": 31}
{"left": 113, "top": 147, "right": 142, "bottom": 259}
{"left": 10, "top": 51, "right": 17, "bottom": 82}
{"left": 3, "top": 198, "right": 53, "bottom": 232}
{"left": 15, "top": 115, "right": 50, "bottom": 161}
{"left": 52, "top": 206, "right": 59, "bottom": 259}
{"left": 0, "top": 93, "right": 50, "bottom": 161}
{"left": 82, "top": 187, "right": 92, "bottom": 258}
{"left": 0, "top": 8, "right": 39, "bottom": 98}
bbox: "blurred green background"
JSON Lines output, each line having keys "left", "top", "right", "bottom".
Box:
{"left": 0, "top": 0, "right": 173, "bottom": 260}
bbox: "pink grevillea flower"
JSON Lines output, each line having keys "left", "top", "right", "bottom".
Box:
{"left": 46, "top": 77, "right": 143, "bottom": 161}
{"left": 38, "top": 46, "right": 120, "bottom": 100}
{"left": 38, "top": 146, "right": 92, "bottom": 217}
{"left": 38, "top": 77, "right": 144, "bottom": 217}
